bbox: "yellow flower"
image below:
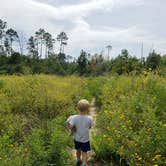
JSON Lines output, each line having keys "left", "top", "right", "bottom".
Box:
{"left": 147, "top": 128, "right": 152, "bottom": 132}
{"left": 154, "top": 154, "right": 161, "bottom": 160}
{"left": 138, "top": 157, "right": 142, "bottom": 161}
{"left": 10, "top": 144, "right": 14, "bottom": 147}
{"left": 120, "top": 114, "right": 125, "bottom": 120}
{"left": 127, "top": 120, "right": 131, "bottom": 124}
{"left": 163, "top": 124, "right": 166, "bottom": 127}
{"left": 104, "top": 110, "right": 110, "bottom": 114}
{"left": 122, "top": 125, "right": 126, "bottom": 130}
{"left": 103, "top": 135, "right": 107, "bottom": 138}
{"left": 143, "top": 70, "right": 147, "bottom": 75}
{"left": 107, "top": 137, "right": 112, "bottom": 142}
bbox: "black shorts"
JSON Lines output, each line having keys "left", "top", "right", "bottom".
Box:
{"left": 74, "top": 140, "right": 91, "bottom": 152}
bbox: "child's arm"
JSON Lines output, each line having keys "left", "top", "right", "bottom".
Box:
{"left": 66, "top": 116, "right": 72, "bottom": 129}
{"left": 67, "top": 116, "right": 75, "bottom": 129}
{"left": 69, "top": 124, "right": 74, "bottom": 129}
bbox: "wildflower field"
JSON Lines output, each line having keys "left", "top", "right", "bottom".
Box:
{"left": 0, "top": 74, "right": 165, "bottom": 166}
{"left": 92, "top": 75, "right": 166, "bottom": 166}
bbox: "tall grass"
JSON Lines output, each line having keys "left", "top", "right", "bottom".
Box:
{"left": 0, "top": 74, "right": 165, "bottom": 165}
{"left": 0, "top": 75, "right": 87, "bottom": 166}
{"left": 92, "top": 74, "right": 166, "bottom": 165}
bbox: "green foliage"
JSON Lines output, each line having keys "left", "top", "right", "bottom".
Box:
{"left": 92, "top": 74, "right": 166, "bottom": 165}
{"left": 8, "top": 52, "right": 22, "bottom": 64}
{"left": 0, "top": 75, "right": 88, "bottom": 166}
{"left": 0, "top": 49, "right": 164, "bottom": 76}
{"left": 0, "top": 74, "right": 165, "bottom": 166}
{"left": 159, "top": 55, "right": 166, "bottom": 76}
{"left": 77, "top": 50, "right": 89, "bottom": 75}
{"left": 0, "top": 19, "right": 166, "bottom": 76}
{"left": 146, "top": 51, "right": 161, "bottom": 70}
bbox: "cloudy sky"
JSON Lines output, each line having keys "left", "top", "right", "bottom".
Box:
{"left": 0, "top": 0, "right": 166, "bottom": 57}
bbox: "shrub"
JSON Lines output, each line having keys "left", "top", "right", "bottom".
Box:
{"left": 93, "top": 74, "right": 166, "bottom": 165}
{"left": 0, "top": 75, "right": 87, "bottom": 166}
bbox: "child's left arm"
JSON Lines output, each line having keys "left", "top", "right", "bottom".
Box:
{"left": 68, "top": 116, "right": 75, "bottom": 129}
{"left": 66, "top": 116, "right": 73, "bottom": 129}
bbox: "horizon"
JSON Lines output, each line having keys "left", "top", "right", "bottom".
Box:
{"left": 0, "top": 0, "right": 166, "bottom": 58}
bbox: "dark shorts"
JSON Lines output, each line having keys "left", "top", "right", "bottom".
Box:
{"left": 74, "top": 140, "right": 91, "bottom": 152}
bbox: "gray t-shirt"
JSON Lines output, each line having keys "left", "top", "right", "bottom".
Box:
{"left": 69, "top": 115, "right": 93, "bottom": 143}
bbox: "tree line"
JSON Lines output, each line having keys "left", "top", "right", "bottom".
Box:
{"left": 0, "top": 19, "right": 165, "bottom": 76}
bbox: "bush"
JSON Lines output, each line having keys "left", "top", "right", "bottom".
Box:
{"left": 93, "top": 74, "right": 166, "bottom": 165}
{"left": 0, "top": 74, "right": 165, "bottom": 165}
{"left": 0, "top": 75, "right": 88, "bottom": 166}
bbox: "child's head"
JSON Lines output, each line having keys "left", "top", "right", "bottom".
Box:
{"left": 77, "top": 99, "right": 90, "bottom": 113}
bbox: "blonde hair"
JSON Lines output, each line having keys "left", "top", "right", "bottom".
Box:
{"left": 77, "top": 99, "right": 90, "bottom": 112}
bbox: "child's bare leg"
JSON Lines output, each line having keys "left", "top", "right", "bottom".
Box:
{"left": 82, "top": 152, "right": 88, "bottom": 165}
{"left": 76, "top": 149, "right": 81, "bottom": 160}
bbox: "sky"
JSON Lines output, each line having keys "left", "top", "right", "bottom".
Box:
{"left": 0, "top": 0, "right": 166, "bottom": 58}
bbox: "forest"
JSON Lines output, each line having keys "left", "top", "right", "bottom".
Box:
{"left": 0, "top": 19, "right": 166, "bottom": 76}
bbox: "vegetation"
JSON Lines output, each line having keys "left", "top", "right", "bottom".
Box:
{"left": 0, "top": 18, "right": 166, "bottom": 166}
{"left": 0, "top": 74, "right": 165, "bottom": 165}
{"left": 92, "top": 74, "right": 166, "bottom": 165}
{"left": 0, "top": 75, "right": 88, "bottom": 166}
{"left": 0, "top": 19, "right": 166, "bottom": 76}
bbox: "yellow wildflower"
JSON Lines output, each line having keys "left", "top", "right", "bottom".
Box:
{"left": 147, "top": 128, "right": 152, "bottom": 132}
{"left": 154, "top": 154, "right": 161, "bottom": 160}
{"left": 120, "top": 114, "right": 125, "bottom": 120}
{"left": 104, "top": 110, "right": 110, "bottom": 114}
{"left": 10, "top": 144, "right": 14, "bottom": 147}
{"left": 138, "top": 157, "right": 142, "bottom": 161}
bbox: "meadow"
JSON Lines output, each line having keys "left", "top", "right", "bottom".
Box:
{"left": 0, "top": 74, "right": 165, "bottom": 166}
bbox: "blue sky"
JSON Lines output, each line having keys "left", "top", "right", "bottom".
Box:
{"left": 0, "top": 0, "right": 166, "bottom": 58}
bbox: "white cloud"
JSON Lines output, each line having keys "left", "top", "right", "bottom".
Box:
{"left": 0, "top": 0, "right": 165, "bottom": 56}
{"left": 67, "top": 20, "right": 166, "bottom": 57}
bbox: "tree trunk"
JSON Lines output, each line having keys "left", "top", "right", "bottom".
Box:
{"left": 10, "top": 40, "right": 13, "bottom": 56}
{"left": 40, "top": 41, "right": 42, "bottom": 58}
{"left": 45, "top": 45, "right": 48, "bottom": 59}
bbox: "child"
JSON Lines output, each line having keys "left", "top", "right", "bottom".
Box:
{"left": 68, "top": 99, "right": 93, "bottom": 166}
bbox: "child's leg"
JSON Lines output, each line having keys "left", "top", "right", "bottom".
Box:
{"left": 76, "top": 149, "right": 81, "bottom": 160}
{"left": 82, "top": 152, "right": 88, "bottom": 165}
{"left": 76, "top": 150, "right": 82, "bottom": 166}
